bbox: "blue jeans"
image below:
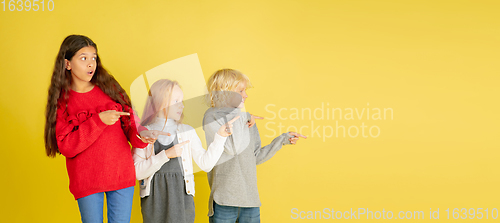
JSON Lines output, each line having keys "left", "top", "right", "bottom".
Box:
{"left": 77, "top": 186, "right": 135, "bottom": 223}
{"left": 209, "top": 202, "right": 260, "bottom": 223}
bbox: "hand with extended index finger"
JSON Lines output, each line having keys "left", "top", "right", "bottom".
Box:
{"left": 164, "top": 140, "right": 190, "bottom": 158}
{"left": 98, "top": 110, "right": 130, "bottom": 125}
{"left": 248, "top": 114, "right": 264, "bottom": 128}
{"left": 139, "top": 130, "right": 171, "bottom": 144}
{"left": 218, "top": 116, "right": 240, "bottom": 137}
{"left": 287, "top": 132, "right": 307, "bottom": 145}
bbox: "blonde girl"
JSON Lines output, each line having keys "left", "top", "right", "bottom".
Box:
{"left": 133, "top": 79, "right": 238, "bottom": 223}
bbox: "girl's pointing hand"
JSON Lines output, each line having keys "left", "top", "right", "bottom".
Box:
{"left": 139, "top": 130, "right": 171, "bottom": 144}
{"left": 165, "top": 140, "right": 190, "bottom": 158}
{"left": 99, "top": 110, "right": 129, "bottom": 125}
{"left": 218, "top": 116, "right": 240, "bottom": 137}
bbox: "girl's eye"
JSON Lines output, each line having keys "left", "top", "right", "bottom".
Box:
{"left": 92, "top": 57, "right": 96, "bottom": 60}
{"left": 81, "top": 57, "right": 86, "bottom": 61}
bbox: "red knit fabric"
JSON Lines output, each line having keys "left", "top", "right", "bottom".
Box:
{"left": 55, "top": 86, "right": 148, "bottom": 199}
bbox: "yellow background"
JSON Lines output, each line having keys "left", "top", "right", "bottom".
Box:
{"left": 0, "top": 0, "right": 499, "bottom": 222}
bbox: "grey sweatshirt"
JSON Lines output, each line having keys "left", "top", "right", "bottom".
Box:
{"left": 203, "top": 107, "right": 292, "bottom": 216}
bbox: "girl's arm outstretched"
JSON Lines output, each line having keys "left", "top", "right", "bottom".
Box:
{"left": 189, "top": 116, "right": 237, "bottom": 172}
{"left": 121, "top": 105, "right": 149, "bottom": 148}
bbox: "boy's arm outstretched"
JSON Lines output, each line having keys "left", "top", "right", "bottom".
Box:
{"left": 253, "top": 124, "right": 307, "bottom": 165}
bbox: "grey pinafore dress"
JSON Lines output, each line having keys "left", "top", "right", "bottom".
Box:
{"left": 140, "top": 137, "right": 195, "bottom": 223}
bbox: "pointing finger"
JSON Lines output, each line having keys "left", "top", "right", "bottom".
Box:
{"left": 155, "top": 131, "right": 171, "bottom": 136}
{"left": 253, "top": 115, "right": 265, "bottom": 120}
{"left": 177, "top": 140, "right": 190, "bottom": 147}
{"left": 289, "top": 132, "right": 307, "bottom": 139}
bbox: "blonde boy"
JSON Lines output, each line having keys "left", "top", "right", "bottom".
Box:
{"left": 203, "top": 69, "right": 305, "bottom": 223}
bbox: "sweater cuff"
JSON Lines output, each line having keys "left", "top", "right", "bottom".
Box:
{"left": 282, "top": 132, "right": 293, "bottom": 146}
{"left": 138, "top": 125, "right": 148, "bottom": 134}
{"left": 213, "top": 132, "right": 228, "bottom": 143}
{"left": 93, "top": 113, "right": 108, "bottom": 129}
{"left": 131, "top": 130, "right": 148, "bottom": 148}
{"left": 155, "top": 148, "right": 170, "bottom": 164}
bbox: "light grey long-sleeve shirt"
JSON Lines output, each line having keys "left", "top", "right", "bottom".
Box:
{"left": 203, "top": 107, "right": 292, "bottom": 216}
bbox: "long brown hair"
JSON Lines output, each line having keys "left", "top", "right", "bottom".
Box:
{"left": 44, "top": 35, "right": 132, "bottom": 157}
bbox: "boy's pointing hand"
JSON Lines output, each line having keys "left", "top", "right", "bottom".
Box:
{"left": 288, "top": 132, "right": 307, "bottom": 145}
{"left": 248, "top": 114, "right": 264, "bottom": 128}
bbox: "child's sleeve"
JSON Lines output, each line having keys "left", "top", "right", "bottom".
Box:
{"left": 253, "top": 123, "right": 293, "bottom": 165}
{"left": 204, "top": 112, "right": 249, "bottom": 152}
{"left": 189, "top": 126, "right": 228, "bottom": 172}
{"left": 204, "top": 114, "right": 234, "bottom": 155}
{"left": 132, "top": 143, "right": 170, "bottom": 180}
{"left": 55, "top": 106, "right": 108, "bottom": 158}
{"left": 122, "top": 105, "right": 148, "bottom": 149}
{"left": 203, "top": 111, "right": 252, "bottom": 165}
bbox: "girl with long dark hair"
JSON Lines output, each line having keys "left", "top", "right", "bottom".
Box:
{"left": 44, "top": 34, "right": 164, "bottom": 222}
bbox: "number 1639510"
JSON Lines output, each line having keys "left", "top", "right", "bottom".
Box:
{"left": 2, "top": 0, "right": 54, "bottom": 11}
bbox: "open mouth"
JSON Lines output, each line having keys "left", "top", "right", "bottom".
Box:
{"left": 88, "top": 70, "right": 94, "bottom": 75}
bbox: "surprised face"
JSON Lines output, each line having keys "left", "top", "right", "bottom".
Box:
{"left": 65, "top": 46, "right": 97, "bottom": 88}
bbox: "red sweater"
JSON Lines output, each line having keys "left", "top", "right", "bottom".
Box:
{"left": 55, "top": 86, "right": 148, "bottom": 199}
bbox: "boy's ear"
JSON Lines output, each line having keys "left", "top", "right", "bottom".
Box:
{"left": 64, "top": 59, "right": 71, "bottom": 70}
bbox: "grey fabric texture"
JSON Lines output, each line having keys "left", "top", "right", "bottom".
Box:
{"left": 203, "top": 107, "right": 292, "bottom": 217}
{"left": 140, "top": 138, "right": 195, "bottom": 223}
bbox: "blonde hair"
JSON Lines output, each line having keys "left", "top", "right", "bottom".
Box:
{"left": 206, "top": 69, "right": 252, "bottom": 107}
{"left": 141, "top": 79, "right": 184, "bottom": 126}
